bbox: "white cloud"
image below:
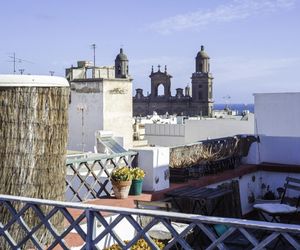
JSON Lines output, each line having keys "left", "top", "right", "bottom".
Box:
{"left": 149, "top": 0, "right": 296, "bottom": 34}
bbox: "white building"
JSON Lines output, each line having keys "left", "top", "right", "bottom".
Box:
{"left": 67, "top": 49, "right": 133, "bottom": 151}
{"left": 143, "top": 114, "right": 254, "bottom": 147}
{"left": 246, "top": 92, "right": 300, "bottom": 165}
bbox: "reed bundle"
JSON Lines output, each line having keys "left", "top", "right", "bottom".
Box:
{"left": 0, "top": 87, "right": 69, "bottom": 248}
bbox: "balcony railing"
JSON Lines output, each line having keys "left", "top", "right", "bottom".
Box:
{"left": 0, "top": 194, "right": 300, "bottom": 249}
{"left": 66, "top": 151, "right": 138, "bottom": 202}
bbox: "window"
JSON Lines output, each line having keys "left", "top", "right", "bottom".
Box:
{"left": 157, "top": 84, "right": 165, "bottom": 96}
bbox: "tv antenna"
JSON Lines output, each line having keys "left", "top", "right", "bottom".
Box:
{"left": 223, "top": 95, "right": 231, "bottom": 110}
{"left": 90, "top": 44, "right": 96, "bottom": 78}
{"left": 77, "top": 103, "right": 88, "bottom": 152}
{"left": 7, "top": 53, "right": 33, "bottom": 74}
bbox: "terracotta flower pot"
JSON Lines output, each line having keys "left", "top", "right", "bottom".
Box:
{"left": 111, "top": 180, "right": 132, "bottom": 199}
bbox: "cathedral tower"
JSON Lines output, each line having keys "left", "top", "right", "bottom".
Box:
{"left": 191, "top": 45, "right": 213, "bottom": 116}
{"left": 115, "top": 48, "right": 129, "bottom": 78}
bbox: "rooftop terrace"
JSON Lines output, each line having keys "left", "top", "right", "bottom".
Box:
{"left": 1, "top": 87, "right": 300, "bottom": 249}
{"left": 1, "top": 134, "right": 300, "bottom": 249}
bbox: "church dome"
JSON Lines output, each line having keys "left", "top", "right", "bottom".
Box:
{"left": 196, "top": 45, "right": 209, "bottom": 59}
{"left": 116, "top": 48, "right": 128, "bottom": 61}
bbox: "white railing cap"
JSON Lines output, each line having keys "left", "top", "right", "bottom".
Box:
{"left": 0, "top": 74, "right": 69, "bottom": 87}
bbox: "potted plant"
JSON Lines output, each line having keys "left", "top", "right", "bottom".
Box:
{"left": 129, "top": 167, "right": 145, "bottom": 196}
{"left": 255, "top": 184, "right": 282, "bottom": 204}
{"left": 110, "top": 166, "right": 132, "bottom": 199}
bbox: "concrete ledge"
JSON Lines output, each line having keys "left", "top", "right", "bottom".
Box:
{"left": 260, "top": 162, "right": 300, "bottom": 173}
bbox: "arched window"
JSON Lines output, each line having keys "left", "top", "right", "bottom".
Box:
{"left": 157, "top": 84, "right": 165, "bottom": 96}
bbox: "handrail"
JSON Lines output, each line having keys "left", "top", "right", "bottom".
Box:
{"left": 1, "top": 194, "right": 300, "bottom": 249}
{"left": 66, "top": 151, "right": 138, "bottom": 165}
{"left": 0, "top": 194, "right": 300, "bottom": 234}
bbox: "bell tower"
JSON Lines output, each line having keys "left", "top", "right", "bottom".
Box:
{"left": 115, "top": 48, "right": 129, "bottom": 78}
{"left": 195, "top": 45, "right": 210, "bottom": 73}
{"left": 191, "top": 45, "right": 213, "bottom": 116}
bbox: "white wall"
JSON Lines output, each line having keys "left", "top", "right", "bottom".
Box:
{"left": 238, "top": 171, "right": 300, "bottom": 215}
{"left": 68, "top": 92, "right": 103, "bottom": 152}
{"left": 145, "top": 124, "right": 185, "bottom": 146}
{"left": 145, "top": 116, "right": 254, "bottom": 147}
{"left": 68, "top": 79, "right": 133, "bottom": 151}
{"left": 102, "top": 79, "right": 133, "bottom": 149}
{"left": 244, "top": 92, "right": 300, "bottom": 165}
{"left": 259, "top": 136, "right": 300, "bottom": 165}
{"left": 131, "top": 147, "right": 170, "bottom": 191}
{"left": 207, "top": 171, "right": 300, "bottom": 216}
{"left": 184, "top": 117, "right": 254, "bottom": 143}
{"left": 254, "top": 93, "right": 300, "bottom": 137}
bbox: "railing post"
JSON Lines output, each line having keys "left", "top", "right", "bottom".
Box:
{"left": 86, "top": 209, "right": 95, "bottom": 250}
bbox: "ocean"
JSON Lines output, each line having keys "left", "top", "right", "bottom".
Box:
{"left": 213, "top": 103, "right": 254, "bottom": 114}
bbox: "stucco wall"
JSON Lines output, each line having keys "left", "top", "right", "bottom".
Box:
{"left": 145, "top": 116, "right": 254, "bottom": 147}
{"left": 254, "top": 92, "right": 300, "bottom": 137}
{"left": 68, "top": 79, "right": 133, "bottom": 151}
{"left": 244, "top": 135, "right": 300, "bottom": 165}
{"left": 102, "top": 79, "right": 133, "bottom": 149}
{"left": 243, "top": 92, "right": 300, "bottom": 165}
{"left": 184, "top": 117, "right": 254, "bottom": 143}
{"left": 68, "top": 91, "right": 103, "bottom": 152}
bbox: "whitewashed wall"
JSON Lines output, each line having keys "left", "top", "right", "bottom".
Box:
{"left": 254, "top": 92, "right": 300, "bottom": 137}
{"left": 102, "top": 79, "right": 133, "bottom": 149}
{"left": 145, "top": 124, "right": 185, "bottom": 146}
{"left": 184, "top": 117, "right": 254, "bottom": 143}
{"left": 145, "top": 116, "right": 254, "bottom": 147}
{"left": 68, "top": 92, "right": 103, "bottom": 152}
{"left": 244, "top": 92, "right": 300, "bottom": 165}
{"left": 131, "top": 146, "right": 170, "bottom": 191}
{"left": 206, "top": 171, "right": 300, "bottom": 215}
{"left": 68, "top": 79, "right": 133, "bottom": 151}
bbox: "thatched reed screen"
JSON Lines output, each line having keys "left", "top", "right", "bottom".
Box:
{"left": 0, "top": 76, "right": 70, "bottom": 249}
{"left": 169, "top": 135, "right": 258, "bottom": 168}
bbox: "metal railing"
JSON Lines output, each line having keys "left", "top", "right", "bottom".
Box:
{"left": 0, "top": 194, "right": 300, "bottom": 249}
{"left": 66, "top": 151, "right": 137, "bottom": 202}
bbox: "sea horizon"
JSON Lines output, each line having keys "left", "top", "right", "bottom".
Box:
{"left": 213, "top": 103, "right": 254, "bottom": 114}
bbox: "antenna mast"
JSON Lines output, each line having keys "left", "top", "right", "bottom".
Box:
{"left": 13, "top": 53, "right": 16, "bottom": 74}
{"left": 91, "top": 44, "right": 96, "bottom": 78}
{"left": 8, "top": 53, "right": 33, "bottom": 74}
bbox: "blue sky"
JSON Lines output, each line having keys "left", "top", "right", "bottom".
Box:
{"left": 1, "top": 0, "right": 299, "bottom": 103}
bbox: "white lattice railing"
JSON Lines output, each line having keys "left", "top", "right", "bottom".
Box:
{"left": 0, "top": 194, "right": 300, "bottom": 249}
{"left": 65, "top": 151, "right": 138, "bottom": 202}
